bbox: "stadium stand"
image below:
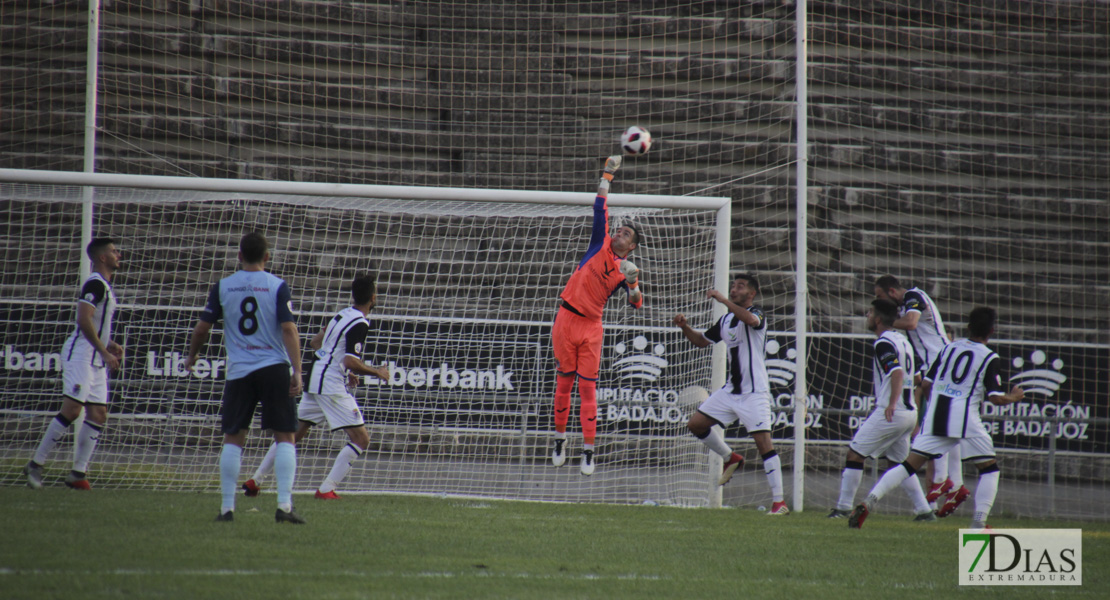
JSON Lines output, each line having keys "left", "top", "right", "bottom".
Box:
{"left": 0, "top": 0, "right": 1107, "bottom": 341}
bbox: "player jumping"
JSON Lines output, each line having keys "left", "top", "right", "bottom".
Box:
{"left": 550, "top": 155, "right": 643, "bottom": 475}
{"left": 673, "top": 274, "right": 788, "bottom": 515}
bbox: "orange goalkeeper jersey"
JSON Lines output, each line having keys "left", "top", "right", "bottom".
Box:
{"left": 558, "top": 195, "right": 642, "bottom": 321}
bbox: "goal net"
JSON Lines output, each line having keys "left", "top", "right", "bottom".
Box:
{"left": 0, "top": 178, "right": 731, "bottom": 506}
{"left": 801, "top": 0, "right": 1109, "bottom": 521}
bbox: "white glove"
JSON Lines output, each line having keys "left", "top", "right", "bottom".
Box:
{"left": 620, "top": 259, "right": 639, "bottom": 287}
{"left": 603, "top": 155, "right": 622, "bottom": 175}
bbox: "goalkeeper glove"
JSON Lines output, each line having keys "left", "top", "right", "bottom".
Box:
{"left": 620, "top": 259, "right": 639, "bottom": 287}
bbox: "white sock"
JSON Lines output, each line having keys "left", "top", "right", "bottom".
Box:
{"left": 219, "top": 444, "right": 243, "bottom": 513}
{"left": 762, "top": 451, "right": 783, "bottom": 503}
{"left": 274, "top": 441, "right": 296, "bottom": 511}
{"left": 695, "top": 427, "right": 732, "bottom": 459}
{"left": 972, "top": 470, "right": 1000, "bottom": 527}
{"left": 72, "top": 420, "right": 103, "bottom": 473}
{"left": 867, "top": 462, "right": 914, "bottom": 505}
{"left": 836, "top": 462, "right": 864, "bottom": 511}
{"left": 319, "top": 443, "right": 362, "bottom": 493}
{"left": 900, "top": 473, "right": 932, "bottom": 514}
{"left": 33, "top": 414, "right": 73, "bottom": 465}
{"left": 251, "top": 442, "right": 279, "bottom": 484}
{"left": 948, "top": 447, "right": 964, "bottom": 488}
{"left": 932, "top": 455, "right": 949, "bottom": 484}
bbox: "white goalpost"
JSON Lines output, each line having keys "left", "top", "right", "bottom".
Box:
{"left": 0, "top": 169, "right": 732, "bottom": 507}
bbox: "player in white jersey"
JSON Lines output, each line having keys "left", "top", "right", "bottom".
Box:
{"left": 673, "top": 274, "right": 788, "bottom": 515}
{"left": 184, "top": 232, "right": 305, "bottom": 524}
{"left": 827, "top": 300, "right": 932, "bottom": 521}
{"left": 24, "top": 238, "right": 124, "bottom": 490}
{"left": 873, "top": 275, "right": 962, "bottom": 510}
{"left": 848, "top": 307, "right": 1024, "bottom": 530}
{"left": 243, "top": 275, "right": 390, "bottom": 499}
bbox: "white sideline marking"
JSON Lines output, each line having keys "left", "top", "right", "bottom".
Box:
{"left": 0, "top": 567, "right": 666, "bottom": 581}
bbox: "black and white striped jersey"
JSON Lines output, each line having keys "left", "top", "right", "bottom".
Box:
{"left": 921, "top": 338, "right": 1006, "bottom": 438}
{"left": 899, "top": 287, "right": 949, "bottom": 373}
{"left": 702, "top": 307, "right": 769, "bottom": 394}
{"left": 872, "top": 330, "right": 915, "bottom": 412}
{"left": 307, "top": 306, "right": 370, "bottom": 395}
{"left": 62, "top": 273, "right": 117, "bottom": 367}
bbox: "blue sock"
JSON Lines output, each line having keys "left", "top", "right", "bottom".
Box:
{"left": 274, "top": 442, "right": 296, "bottom": 510}
{"left": 219, "top": 444, "right": 243, "bottom": 513}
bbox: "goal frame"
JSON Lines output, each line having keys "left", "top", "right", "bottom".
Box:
{"left": 0, "top": 166, "right": 736, "bottom": 506}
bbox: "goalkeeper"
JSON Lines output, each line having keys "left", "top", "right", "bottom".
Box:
{"left": 550, "top": 155, "right": 643, "bottom": 475}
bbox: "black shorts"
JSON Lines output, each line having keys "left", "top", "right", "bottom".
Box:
{"left": 221, "top": 363, "right": 297, "bottom": 434}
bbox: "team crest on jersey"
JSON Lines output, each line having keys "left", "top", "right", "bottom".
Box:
{"left": 72, "top": 383, "right": 82, "bottom": 395}
{"left": 84, "top": 293, "right": 95, "bottom": 303}
{"left": 354, "top": 342, "right": 363, "bottom": 354}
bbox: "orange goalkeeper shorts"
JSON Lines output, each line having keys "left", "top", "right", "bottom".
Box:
{"left": 551, "top": 306, "right": 603, "bottom": 381}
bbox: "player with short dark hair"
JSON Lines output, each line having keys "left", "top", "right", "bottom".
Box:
{"left": 848, "top": 306, "right": 1025, "bottom": 530}
{"left": 873, "top": 274, "right": 962, "bottom": 511}
{"left": 185, "top": 232, "right": 306, "bottom": 524}
{"left": 24, "top": 238, "right": 124, "bottom": 490}
{"left": 243, "top": 274, "right": 390, "bottom": 499}
{"left": 239, "top": 231, "right": 269, "bottom": 264}
{"left": 828, "top": 299, "right": 933, "bottom": 521}
{"left": 550, "top": 155, "right": 643, "bottom": 475}
{"left": 673, "top": 273, "right": 788, "bottom": 515}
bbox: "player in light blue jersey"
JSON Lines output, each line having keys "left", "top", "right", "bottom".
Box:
{"left": 185, "top": 232, "right": 305, "bottom": 524}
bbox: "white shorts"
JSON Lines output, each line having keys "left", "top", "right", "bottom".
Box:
{"left": 62, "top": 358, "right": 109, "bottom": 405}
{"left": 697, "top": 389, "right": 773, "bottom": 433}
{"left": 849, "top": 410, "right": 916, "bottom": 462}
{"left": 911, "top": 433, "right": 996, "bottom": 463}
{"left": 297, "top": 391, "right": 365, "bottom": 431}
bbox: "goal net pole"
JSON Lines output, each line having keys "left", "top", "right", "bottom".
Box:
{"left": 792, "top": 0, "right": 810, "bottom": 515}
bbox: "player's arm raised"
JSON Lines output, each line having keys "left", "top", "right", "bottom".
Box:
{"left": 621, "top": 259, "right": 642, "bottom": 306}
{"left": 673, "top": 314, "right": 712, "bottom": 348}
{"left": 707, "top": 289, "right": 759, "bottom": 328}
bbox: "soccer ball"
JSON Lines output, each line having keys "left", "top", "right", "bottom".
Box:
{"left": 620, "top": 126, "right": 652, "bottom": 155}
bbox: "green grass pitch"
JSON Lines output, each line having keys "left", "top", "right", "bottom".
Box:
{"left": 0, "top": 488, "right": 1105, "bottom": 599}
